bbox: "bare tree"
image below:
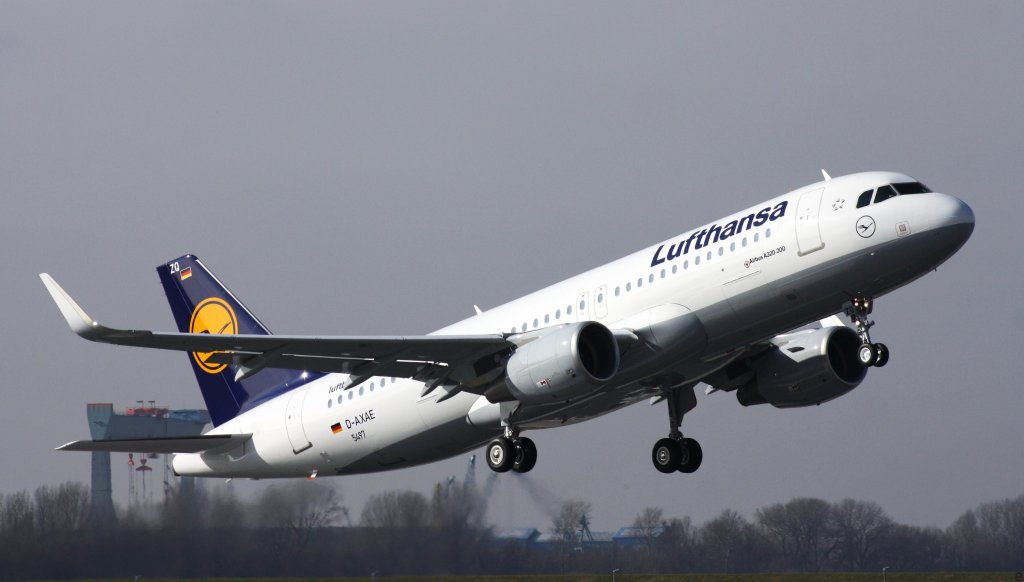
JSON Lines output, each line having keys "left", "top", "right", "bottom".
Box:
{"left": 33, "top": 482, "right": 88, "bottom": 535}
{"left": 632, "top": 507, "right": 664, "bottom": 550}
{"left": 657, "top": 516, "right": 697, "bottom": 571}
{"left": 755, "top": 497, "right": 831, "bottom": 570}
{"left": 361, "top": 489, "right": 429, "bottom": 528}
{"left": 826, "top": 498, "right": 893, "bottom": 570}
{"left": 430, "top": 481, "right": 485, "bottom": 531}
{"left": 699, "top": 508, "right": 768, "bottom": 572}
{"left": 1, "top": 491, "right": 35, "bottom": 536}
{"left": 552, "top": 500, "right": 592, "bottom": 544}
{"left": 255, "top": 481, "right": 342, "bottom": 565}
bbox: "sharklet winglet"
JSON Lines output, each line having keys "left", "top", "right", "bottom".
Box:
{"left": 39, "top": 273, "right": 103, "bottom": 338}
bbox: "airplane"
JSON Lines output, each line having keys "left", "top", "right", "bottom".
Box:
{"left": 42, "top": 170, "right": 974, "bottom": 478}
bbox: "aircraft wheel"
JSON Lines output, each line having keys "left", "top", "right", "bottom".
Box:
{"left": 873, "top": 343, "right": 890, "bottom": 367}
{"left": 512, "top": 437, "right": 537, "bottom": 473}
{"left": 678, "top": 438, "right": 703, "bottom": 473}
{"left": 486, "top": 437, "right": 515, "bottom": 473}
{"left": 858, "top": 343, "right": 877, "bottom": 367}
{"left": 652, "top": 438, "right": 681, "bottom": 474}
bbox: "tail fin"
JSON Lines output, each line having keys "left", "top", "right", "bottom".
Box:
{"left": 158, "top": 255, "right": 320, "bottom": 426}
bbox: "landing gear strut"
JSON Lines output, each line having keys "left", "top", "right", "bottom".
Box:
{"left": 845, "top": 296, "right": 889, "bottom": 368}
{"left": 486, "top": 425, "right": 537, "bottom": 473}
{"left": 651, "top": 385, "right": 703, "bottom": 474}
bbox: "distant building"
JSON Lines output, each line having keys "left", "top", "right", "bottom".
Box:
{"left": 493, "top": 528, "right": 541, "bottom": 545}
{"left": 613, "top": 526, "right": 665, "bottom": 547}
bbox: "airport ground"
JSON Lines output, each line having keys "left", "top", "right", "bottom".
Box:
{"left": 38, "top": 575, "right": 1022, "bottom": 582}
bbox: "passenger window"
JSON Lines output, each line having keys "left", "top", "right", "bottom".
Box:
{"left": 766, "top": 228, "right": 772, "bottom": 238}
{"left": 718, "top": 247, "right": 724, "bottom": 256}
{"left": 857, "top": 190, "right": 873, "bottom": 208}
{"left": 706, "top": 251, "right": 712, "bottom": 261}
{"left": 637, "top": 278, "right": 643, "bottom": 288}
{"left": 626, "top": 282, "right": 631, "bottom": 292}
{"left": 511, "top": 326, "right": 517, "bottom": 333}
{"left": 327, "top": 399, "right": 332, "bottom": 408}
{"left": 567, "top": 305, "right": 573, "bottom": 315}
{"left": 544, "top": 314, "right": 550, "bottom": 324}
{"left": 742, "top": 237, "right": 747, "bottom": 247}
{"left": 695, "top": 256, "right": 701, "bottom": 265}
{"left": 580, "top": 300, "right": 585, "bottom": 310}
{"left": 615, "top": 287, "right": 620, "bottom": 296}
{"left": 522, "top": 322, "right": 527, "bottom": 331}
{"left": 754, "top": 233, "right": 759, "bottom": 243}
{"left": 648, "top": 274, "right": 654, "bottom": 283}
{"left": 660, "top": 269, "right": 666, "bottom": 278}
{"left": 555, "top": 309, "right": 561, "bottom": 320}
{"left": 672, "top": 265, "right": 677, "bottom": 274}
{"left": 730, "top": 242, "right": 735, "bottom": 252}
{"left": 874, "top": 185, "right": 898, "bottom": 204}
{"left": 338, "top": 395, "right": 343, "bottom": 404}
{"left": 533, "top": 318, "right": 539, "bottom": 327}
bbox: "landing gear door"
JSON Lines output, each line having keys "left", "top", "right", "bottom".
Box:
{"left": 795, "top": 187, "right": 826, "bottom": 256}
{"left": 285, "top": 387, "right": 312, "bottom": 454}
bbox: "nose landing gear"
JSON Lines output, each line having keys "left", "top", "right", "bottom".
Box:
{"left": 847, "top": 296, "right": 889, "bottom": 367}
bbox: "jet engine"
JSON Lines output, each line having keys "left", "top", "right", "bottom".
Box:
{"left": 737, "top": 326, "right": 866, "bottom": 408}
{"left": 505, "top": 321, "right": 619, "bottom": 404}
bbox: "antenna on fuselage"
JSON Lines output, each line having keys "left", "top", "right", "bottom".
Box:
{"left": 821, "top": 169, "right": 832, "bottom": 181}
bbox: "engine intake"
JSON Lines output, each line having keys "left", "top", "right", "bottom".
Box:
{"left": 505, "top": 321, "right": 619, "bottom": 404}
{"left": 737, "top": 326, "right": 866, "bottom": 408}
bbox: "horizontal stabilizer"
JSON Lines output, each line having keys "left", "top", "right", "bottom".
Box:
{"left": 56, "top": 434, "right": 250, "bottom": 454}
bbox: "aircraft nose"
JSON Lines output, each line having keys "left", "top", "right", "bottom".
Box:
{"left": 946, "top": 196, "right": 975, "bottom": 227}
{"left": 932, "top": 193, "right": 975, "bottom": 246}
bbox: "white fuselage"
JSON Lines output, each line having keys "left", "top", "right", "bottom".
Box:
{"left": 172, "top": 171, "right": 974, "bottom": 478}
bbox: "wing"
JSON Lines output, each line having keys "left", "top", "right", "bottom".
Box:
{"left": 41, "top": 274, "right": 514, "bottom": 391}
{"left": 57, "top": 434, "right": 250, "bottom": 454}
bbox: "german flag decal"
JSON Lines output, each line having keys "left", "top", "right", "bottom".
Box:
{"left": 180, "top": 266, "right": 192, "bottom": 280}
{"left": 331, "top": 422, "right": 342, "bottom": 434}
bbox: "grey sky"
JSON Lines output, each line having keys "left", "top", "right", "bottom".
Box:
{"left": 2, "top": 1, "right": 1021, "bottom": 532}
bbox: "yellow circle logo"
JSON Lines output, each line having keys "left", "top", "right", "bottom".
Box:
{"left": 189, "top": 298, "right": 237, "bottom": 374}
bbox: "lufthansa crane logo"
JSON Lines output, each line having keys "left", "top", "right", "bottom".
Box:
{"left": 856, "top": 215, "right": 876, "bottom": 238}
{"left": 189, "top": 298, "right": 237, "bottom": 374}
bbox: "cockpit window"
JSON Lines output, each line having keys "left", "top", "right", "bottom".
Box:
{"left": 874, "top": 184, "right": 898, "bottom": 204}
{"left": 857, "top": 190, "right": 873, "bottom": 208}
{"left": 893, "top": 181, "right": 931, "bottom": 194}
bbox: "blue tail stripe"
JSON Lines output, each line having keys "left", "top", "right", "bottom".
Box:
{"left": 157, "top": 255, "right": 321, "bottom": 426}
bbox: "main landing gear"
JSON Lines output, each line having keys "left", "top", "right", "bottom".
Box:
{"left": 486, "top": 426, "right": 537, "bottom": 473}
{"left": 846, "top": 296, "right": 889, "bottom": 368}
{"left": 651, "top": 385, "right": 703, "bottom": 474}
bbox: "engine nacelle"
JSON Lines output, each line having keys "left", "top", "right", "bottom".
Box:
{"left": 505, "top": 321, "right": 619, "bottom": 404}
{"left": 737, "top": 326, "right": 866, "bottom": 408}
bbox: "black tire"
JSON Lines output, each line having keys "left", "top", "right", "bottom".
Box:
{"left": 512, "top": 437, "right": 538, "bottom": 473}
{"left": 486, "top": 437, "right": 515, "bottom": 473}
{"left": 652, "top": 438, "right": 681, "bottom": 474}
{"left": 858, "top": 343, "right": 877, "bottom": 367}
{"left": 874, "top": 343, "right": 890, "bottom": 367}
{"left": 678, "top": 438, "right": 703, "bottom": 473}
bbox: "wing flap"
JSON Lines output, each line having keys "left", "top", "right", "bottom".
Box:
{"left": 57, "top": 434, "right": 250, "bottom": 454}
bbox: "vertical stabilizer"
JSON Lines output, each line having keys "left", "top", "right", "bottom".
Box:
{"left": 157, "top": 255, "right": 319, "bottom": 426}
